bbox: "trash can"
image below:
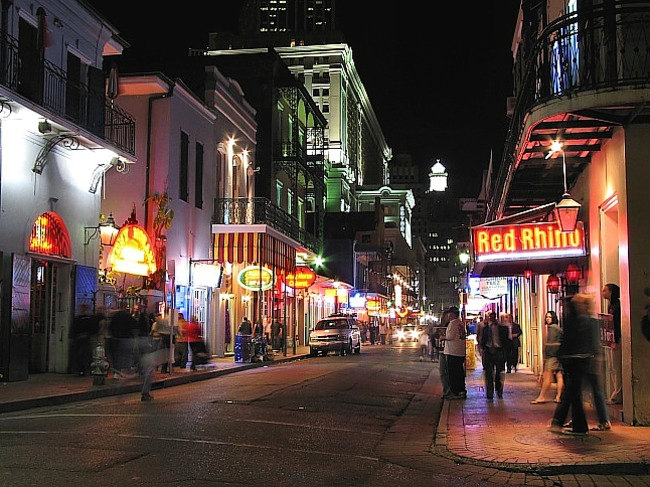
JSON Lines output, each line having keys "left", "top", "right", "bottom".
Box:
{"left": 234, "top": 334, "right": 253, "bottom": 363}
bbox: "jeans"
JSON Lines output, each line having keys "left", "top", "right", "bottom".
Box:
{"left": 552, "top": 356, "right": 590, "bottom": 433}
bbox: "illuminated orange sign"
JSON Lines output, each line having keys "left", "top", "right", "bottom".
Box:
{"left": 28, "top": 212, "right": 71, "bottom": 258}
{"left": 284, "top": 266, "right": 316, "bottom": 289}
{"left": 473, "top": 222, "right": 586, "bottom": 262}
{"left": 366, "top": 299, "right": 380, "bottom": 311}
{"left": 108, "top": 224, "right": 157, "bottom": 276}
{"left": 395, "top": 308, "right": 409, "bottom": 318}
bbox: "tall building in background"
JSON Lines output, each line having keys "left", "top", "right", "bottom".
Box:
{"left": 205, "top": 0, "right": 391, "bottom": 213}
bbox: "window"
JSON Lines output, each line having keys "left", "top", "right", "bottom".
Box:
{"left": 180, "top": 131, "right": 189, "bottom": 202}
{"left": 276, "top": 180, "right": 283, "bottom": 207}
{"left": 322, "top": 103, "right": 329, "bottom": 113}
{"left": 322, "top": 88, "right": 329, "bottom": 96}
{"left": 195, "top": 142, "right": 203, "bottom": 209}
{"left": 298, "top": 197, "right": 304, "bottom": 227}
{"left": 287, "top": 189, "right": 294, "bottom": 214}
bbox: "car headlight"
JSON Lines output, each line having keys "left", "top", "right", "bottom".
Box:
{"left": 397, "top": 330, "right": 406, "bottom": 339}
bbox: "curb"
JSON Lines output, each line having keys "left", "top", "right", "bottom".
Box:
{"left": 0, "top": 353, "right": 310, "bottom": 414}
{"left": 434, "top": 400, "right": 650, "bottom": 476}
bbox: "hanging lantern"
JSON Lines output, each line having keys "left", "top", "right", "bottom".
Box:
{"left": 523, "top": 269, "right": 533, "bottom": 280}
{"left": 554, "top": 194, "right": 581, "bottom": 233}
{"left": 546, "top": 274, "right": 561, "bottom": 294}
{"left": 565, "top": 264, "right": 581, "bottom": 284}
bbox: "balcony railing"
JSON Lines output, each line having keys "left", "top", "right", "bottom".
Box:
{"left": 490, "top": 1, "right": 650, "bottom": 219}
{"left": 213, "top": 197, "right": 320, "bottom": 253}
{"left": 0, "top": 33, "right": 135, "bottom": 156}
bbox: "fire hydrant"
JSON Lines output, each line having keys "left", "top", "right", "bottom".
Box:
{"left": 90, "top": 340, "right": 109, "bottom": 385}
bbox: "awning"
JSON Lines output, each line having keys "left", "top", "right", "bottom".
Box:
{"left": 213, "top": 231, "right": 295, "bottom": 271}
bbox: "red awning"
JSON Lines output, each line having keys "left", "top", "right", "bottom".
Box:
{"left": 214, "top": 232, "right": 295, "bottom": 271}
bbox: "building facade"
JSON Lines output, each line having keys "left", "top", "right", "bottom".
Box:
{"left": 0, "top": 0, "right": 135, "bottom": 380}
{"left": 483, "top": 0, "right": 650, "bottom": 425}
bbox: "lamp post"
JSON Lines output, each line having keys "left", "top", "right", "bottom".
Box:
{"left": 547, "top": 140, "right": 581, "bottom": 233}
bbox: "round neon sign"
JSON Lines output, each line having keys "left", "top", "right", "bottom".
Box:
{"left": 284, "top": 266, "right": 316, "bottom": 289}
{"left": 238, "top": 265, "right": 274, "bottom": 291}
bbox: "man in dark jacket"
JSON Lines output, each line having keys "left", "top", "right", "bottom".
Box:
{"left": 478, "top": 311, "right": 510, "bottom": 400}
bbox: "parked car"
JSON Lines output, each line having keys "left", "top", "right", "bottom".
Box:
{"left": 309, "top": 316, "right": 361, "bottom": 356}
{"left": 393, "top": 324, "right": 420, "bottom": 342}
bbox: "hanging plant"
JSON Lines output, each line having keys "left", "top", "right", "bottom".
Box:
{"left": 144, "top": 192, "right": 174, "bottom": 290}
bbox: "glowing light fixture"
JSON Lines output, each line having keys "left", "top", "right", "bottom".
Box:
{"left": 546, "top": 274, "right": 561, "bottom": 294}
{"left": 547, "top": 140, "right": 581, "bottom": 233}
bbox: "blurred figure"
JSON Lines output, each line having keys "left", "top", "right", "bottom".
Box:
{"left": 549, "top": 294, "right": 600, "bottom": 436}
{"left": 150, "top": 313, "right": 172, "bottom": 373}
{"left": 70, "top": 303, "right": 99, "bottom": 376}
{"left": 438, "top": 309, "right": 450, "bottom": 397}
{"left": 418, "top": 327, "right": 430, "bottom": 361}
{"left": 175, "top": 313, "right": 189, "bottom": 368}
{"left": 187, "top": 315, "right": 208, "bottom": 370}
{"left": 379, "top": 321, "right": 387, "bottom": 345}
{"left": 531, "top": 311, "right": 564, "bottom": 404}
{"left": 109, "top": 308, "right": 138, "bottom": 378}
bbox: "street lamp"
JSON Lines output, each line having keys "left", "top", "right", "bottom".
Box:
{"left": 459, "top": 251, "right": 470, "bottom": 265}
{"left": 84, "top": 213, "right": 120, "bottom": 247}
{"left": 546, "top": 140, "right": 581, "bottom": 233}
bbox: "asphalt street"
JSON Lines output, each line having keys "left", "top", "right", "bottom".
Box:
{"left": 0, "top": 342, "right": 479, "bottom": 487}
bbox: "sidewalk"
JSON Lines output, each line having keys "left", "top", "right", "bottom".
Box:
{"left": 435, "top": 363, "right": 650, "bottom": 476}
{"left": 0, "top": 346, "right": 310, "bottom": 413}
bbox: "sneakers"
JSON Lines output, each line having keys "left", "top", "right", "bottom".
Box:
{"left": 141, "top": 393, "right": 154, "bottom": 402}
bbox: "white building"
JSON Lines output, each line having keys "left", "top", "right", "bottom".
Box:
{"left": 0, "top": 0, "right": 136, "bottom": 380}
{"left": 104, "top": 70, "right": 257, "bottom": 358}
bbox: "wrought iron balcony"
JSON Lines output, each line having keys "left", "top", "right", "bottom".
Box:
{"left": 490, "top": 1, "right": 650, "bottom": 219}
{"left": 213, "top": 197, "right": 320, "bottom": 253}
{"left": 0, "top": 33, "right": 135, "bottom": 156}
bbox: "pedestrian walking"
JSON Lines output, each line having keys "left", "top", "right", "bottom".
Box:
{"left": 477, "top": 310, "right": 508, "bottom": 400}
{"left": 549, "top": 294, "right": 599, "bottom": 436}
{"left": 418, "top": 328, "right": 430, "bottom": 361}
{"left": 444, "top": 306, "right": 467, "bottom": 399}
{"left": 502, "top": 313, "right": 522, "bottom": 373}
{"left": 175, "top": 313, "right": 189, "bottom": 368}
{"left": 187, "top": 316, "right": 208, "bottom": 370}
{"left": 379, "top": 322, "right": 387, "bottom": 345}
{"left": 531, "top": 310, "right": 564, "bottom": 404}
{"left": 150, "top": 313, "right": 172, "bottom": 373}
{"left": 70, "top": 303, "right": 99, "bottom": 376}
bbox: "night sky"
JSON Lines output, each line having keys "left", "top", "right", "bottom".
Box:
{"left": 89, "top": 1, "right": 521, "bottom": 198}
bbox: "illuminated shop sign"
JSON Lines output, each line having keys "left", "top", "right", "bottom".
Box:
{"left": 349, "top": 293, "right": 367, "bottom": 309}
{"left": 366, "top": 298, "right": 380, "bottom": 311}
{"left": 284, "top": 266, "right": 316, "bottom": 289}
{"left": 109, "top": 224, "right": 157, "bottom": 276}
{"left": 192, "top": 262, "right": 222, "bottom": 288}
{"left": 473, "top": 222, "right": 586, "bottom": 262}
{"left": 28, "top": 211, "right": 72, "bottom": 258}
{"left": 238, "top": 265, "right": 274, "bottom": 291}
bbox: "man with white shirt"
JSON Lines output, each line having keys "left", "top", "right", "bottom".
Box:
{"left": 444, "top": 307, "right": 467, "bottom": 399}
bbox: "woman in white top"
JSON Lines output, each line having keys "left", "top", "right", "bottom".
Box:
{"left": 444, "top": 306, "right": 467, "bottom": 399}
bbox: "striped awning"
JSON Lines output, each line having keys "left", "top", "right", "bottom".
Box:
{"left": 214, "top": 232, "right": 296, "bottom": 271}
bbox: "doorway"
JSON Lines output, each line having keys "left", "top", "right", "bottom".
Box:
{"left": 599, "top": 196, "right": 621, "bottom": 403}
{"left": 29, "top": 260, "right": 58, "bottom": 372}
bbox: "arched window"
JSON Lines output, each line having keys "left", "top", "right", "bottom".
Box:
{"left": 28, "top": 211, "right": 72, "bottom": 258}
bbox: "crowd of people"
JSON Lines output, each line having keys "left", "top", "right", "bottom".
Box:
{"left": 431, "top": 290, "right": 615, "bottom": 436}
{"left": 70, "top": 305, "right": 208, "bottom": 401}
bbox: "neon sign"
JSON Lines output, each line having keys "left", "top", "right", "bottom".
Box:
{"left": 108, "top": 224, "right": 157, "bottom": 276}
{"left": 28, "top": 212, "right": 72, "bottom": 258}
{"left": 473, "top": 222, "right": 586, "bottom": 262}
{"left": 238, "top": 265, "right": 274, "bottom": 291}
{"left": 284, "top": 266, "right": 316, "bottom": 289}
{"left": 349, "top": 293, "right": 367, "bottom": 309}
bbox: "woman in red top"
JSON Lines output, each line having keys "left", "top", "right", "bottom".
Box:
{"left": 186, "top": 317, "right": 207, "bottom": 370}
